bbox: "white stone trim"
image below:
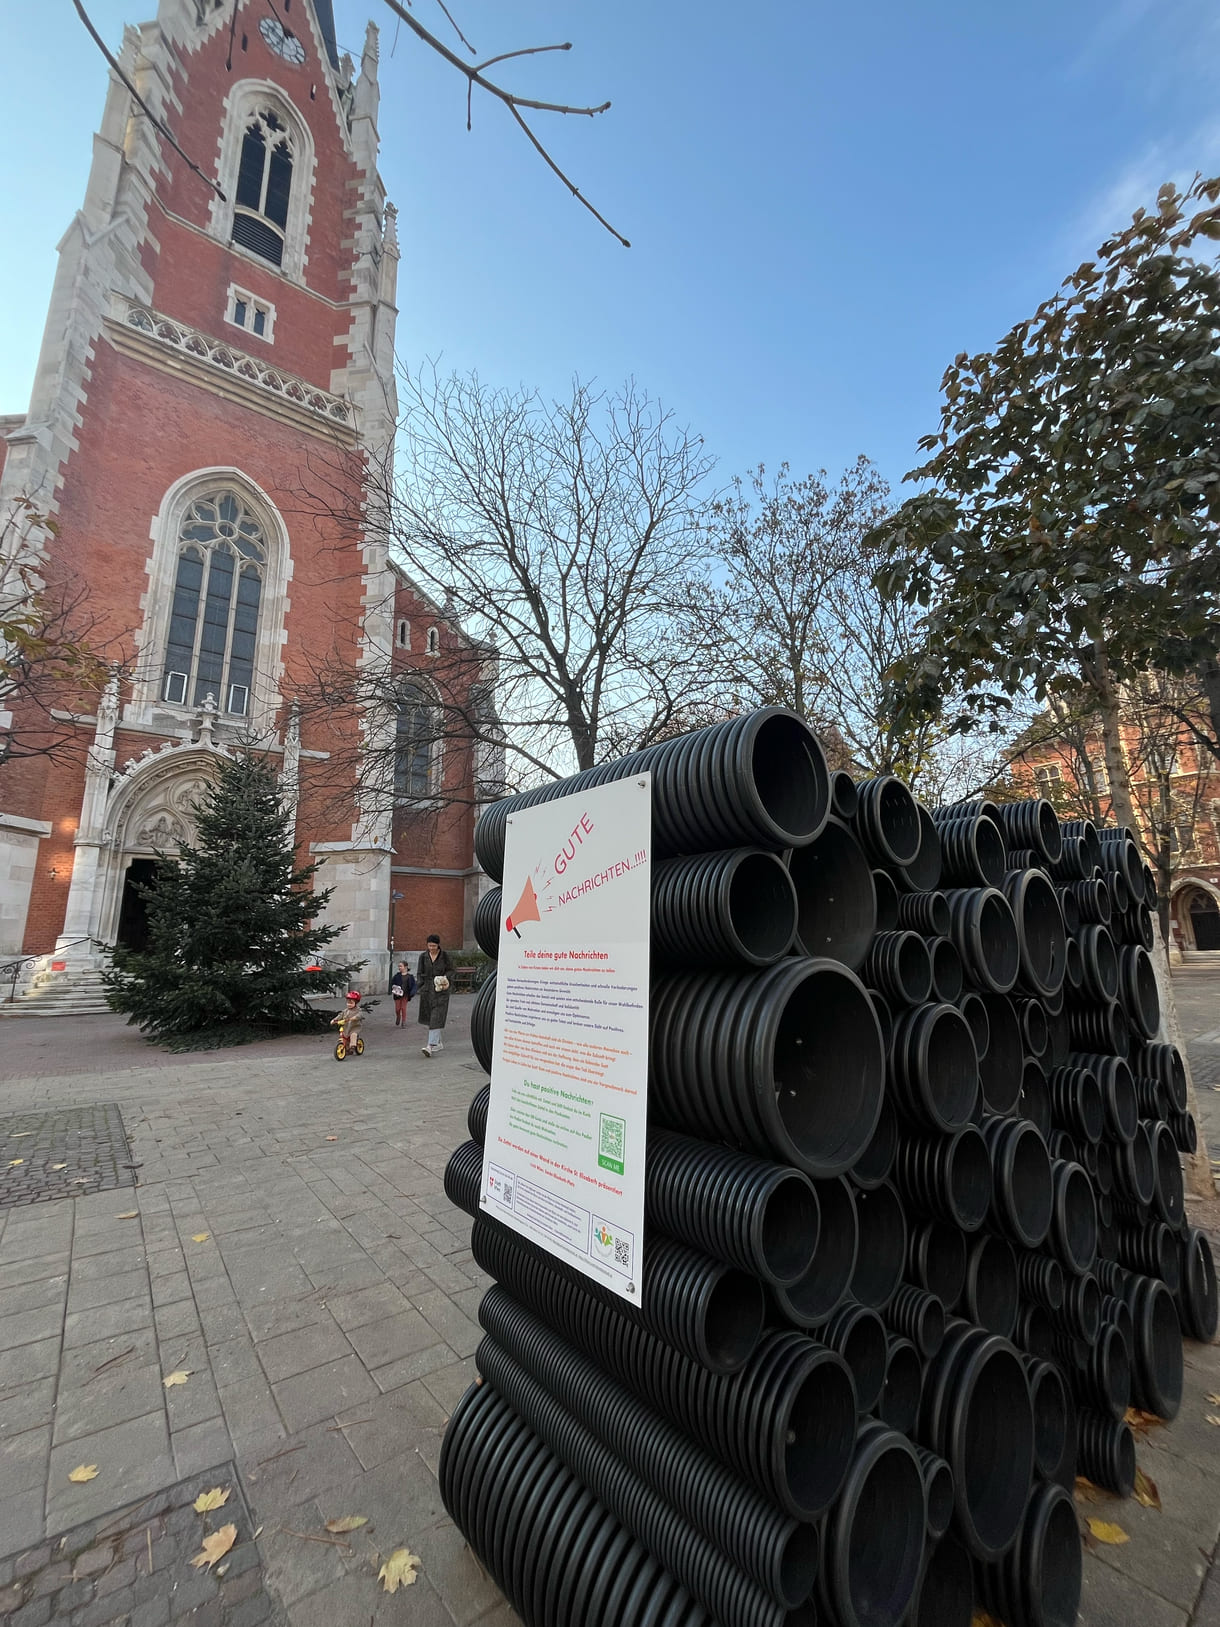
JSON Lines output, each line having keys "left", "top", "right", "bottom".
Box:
{"left": 224, "top": 282, "right": 276, "bottom": 344}
{"left": 0, "top": 814, "right": 53, "bottom": 838}
{"left": 125, "top": 467, "right": 292, "bottom": 737}
{"left": 111, "top": 295, "right": 350, "bottom": 426}
{"left": 206, "top": 78, "right": 317, "bottom": 282}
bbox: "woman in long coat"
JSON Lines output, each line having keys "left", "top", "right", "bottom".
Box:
{"left": 418, "top": 933, "right": 453, "bottom": 1057}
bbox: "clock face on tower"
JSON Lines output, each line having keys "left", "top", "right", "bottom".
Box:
{"left": 259, "top": 16, "right": 306, "bottom": 64}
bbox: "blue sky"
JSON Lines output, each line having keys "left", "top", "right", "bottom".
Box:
{"left": 3, "top": 0, "right": 1220, "bottom": 495}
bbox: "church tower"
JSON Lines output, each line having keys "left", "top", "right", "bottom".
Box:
{"left": 0, "top": 0, "right": 405, "bottom": 980}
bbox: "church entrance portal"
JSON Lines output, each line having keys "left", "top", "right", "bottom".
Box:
{"left": 1190, "top": 891, "right": 1220, "bottom": 951}
{"left": 116, "top": 859, "right": 162, "bottom": 952}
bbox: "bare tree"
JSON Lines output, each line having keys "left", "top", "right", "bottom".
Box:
{"left": 683, "top": 458, "right": 999, "bottom": 799}
{"left": 294, "top": 369, "right": 715, "bottom": 811}
{"left": 0, "top": 497, "right": 116, "bottom": 776}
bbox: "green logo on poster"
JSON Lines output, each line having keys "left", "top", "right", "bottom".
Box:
{"left": 598, "top": 1113, "right": 625, "bottom": 1175}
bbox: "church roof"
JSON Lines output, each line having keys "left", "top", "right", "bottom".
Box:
{"left": 310, "top": 0, "right": 340, "bottom": 69}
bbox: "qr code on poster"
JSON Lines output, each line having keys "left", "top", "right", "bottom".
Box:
{"left": 598, "top": 1113, "right": 625, "bottom": 1175}
{"left": 614, "top": 1237, "right": 630, "bottom": 1269}
{"left": 593, "top": 1217, "right": 634, "bottom": 1279}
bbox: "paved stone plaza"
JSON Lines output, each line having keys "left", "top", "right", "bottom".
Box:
{"left": 0, "top": 975, "right": 1219, "bottom": 1625}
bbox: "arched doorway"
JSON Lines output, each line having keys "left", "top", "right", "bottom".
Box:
{"left": 116, "top": 859, "right": 163, "bottom": 951}
{"left": 1189, "top": 890, "right": 1220, "bottom": 951}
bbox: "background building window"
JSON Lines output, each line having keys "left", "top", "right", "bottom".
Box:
{"left": 161, "top": 492, "right": 265, "bottom": 714}
{"left": 232, "top": 110, "right": 293, "bottom": 266}
{"left": 1089, "top": 756, "right": 1109, "bottom": 794}
{"left": 396, "top": 618, "right": 410, "bottom": 649}
{"left": 1033, "top": 762, "right": 1061, "bottom": 792}
{"left": 425, "top": 626, "right": 440, "bottom": 655}
{"left": 395, "top": 683, "right": 437, "bottom": 798}
{"left": 226, "top": 285, "right": 275, "bottom": 341}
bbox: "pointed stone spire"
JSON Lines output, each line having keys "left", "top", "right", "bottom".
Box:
{"left": 354, "top": 21, "right": 380, "bottom": 123}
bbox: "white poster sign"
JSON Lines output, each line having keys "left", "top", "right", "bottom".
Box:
{"left": 481, "top": 774, "right": 652, "bottom": 1304}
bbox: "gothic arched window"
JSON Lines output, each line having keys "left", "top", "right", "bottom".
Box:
{"left": 162, "top": 493, "right": 266, "bottom": 716}
{"left": 395, "top": 683, "right": 438, "bottom": 798}
{"left": 232, "top": 109, "right": 293, "bottom": 266}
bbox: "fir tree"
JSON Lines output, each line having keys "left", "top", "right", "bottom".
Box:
{"left": 103, "top": 753, "right": 360, "bottom": 1049}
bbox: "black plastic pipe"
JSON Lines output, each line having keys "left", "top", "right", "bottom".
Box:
{"left": 1075, "top": 924, "right": 1119, "bottom": 1002}
{"left": 1181, "top": 1227, "right": 1220, "bottom": 1342}
{"left": 463, "top": 1200, "right": 765, "bottom": 1374}
{"left": 885, "top": 1282, "right": 947, "bottom": 1359}
{"left": 897, "top": 890, "right": 951, "bottom": 937}
{"left": 942, "top": 887, "right": 1020, "bottom": 994}
{"left": 975, "top": 1480, "right": 1082, "bottom": 1627}
{"left": 1150, "top": 1121, "right": 1185, "bottom": 1231}
{"left": 1062, "top": 877, "right": 1111, "bottom": 926}
{"left": 1060, "top": 1271, "right": 1101, "bottom": 1345}
{"left": 1057, "top": 818, "right": 1103, "bottom": 877}
{"left": 862, "top": 931, "right": 934, "bottom": 1006}
{"left": 906, "top": 1218, "right": 967, "bottom": 1307}
{"left": 1016, "top": 997, "right": 1049, "bottom": 1059}
{"left": 1048, "top": 1159, "right": 1098, "bottom": 1276}
{"left": 1003, "top": 868, "right": 1068, "bottom": 997}
{"left": 964, "top": 1231, "right": 1019, "bottom": 1338}
{"left": 472, "top": 1221, "right": 859, "bottom": 1517}
{"left": 1067, "top": 1000, "right": 1130, "bottom": 1058}
{"left": 830, "top": 769, "right": 858, "bottom": 821}
{"left": 872, "top": 867, "right": 899, "bottom": 933}
{"left": 474, "top": 705, "right": 831, "bottom": 882}
{"left": 920, "top": 1322, "right": 1035, "bottom": 1562}
{"left": 646, "top": 1130, "right": 820, "bottom": 1288}
{"left": 848, "top": 1180, "right": 907, "bottom": 1309}
{"left": 1047, "top": 1064, "right": 1104, "bottom": 1145}
{"left": 771, "top": 1176, "right": 859, "bottom": 1330}
{"left": 1070, "top": 1052, "right": 1137, "bottom": 1144}
{"left": 1117, "top": 944, "right": 1160, "bottom": 1041}
{"left": 816, "top": 1420, "right": 926, "bottom": 1627}
{"left": 891, "top": 1124, "right": 992, "bottom": 1232}
{"left": 819, "top": 1303, "right": 888, "bottom": 1414}
{"left": 785, "top": 817, "right": 876, "bottom": 970}
{"left": 471, "top": 970, "right": 496, "bottom": 1073}
{"left": 1020, "top": 1061, "right": 1053, "bottom": 1138}
{"left": 473, "top": 886, "right": 502, "bottom": 959}
{"left": 880, "top": 1335, "right": 923, "bottom": 1435}
{"left": 996, "top": 798, "right": 1064, "bottom": 865}
{"left": 906, "top": 1534, "right": 973, "bottom": 1627}
{"left": 1134, "top": 1042, "right": 1189, "bottom": 1113}
{"left": 1024, "top": 1356, "right": 1071, "bottom": 1484}
{"left": 854, "top": 775, "right": 923, "bottom": 867}
{"left": 927, "top": 935, "right": 965, "bottom": 1003}
{"left": 958, "top": 990, "right": 991, "bottom": 1059}
{"left": 982, "top": 1114, "right": 1054, "bottom": 1249}
{"left": 476, "top": 1287, "right": 818, "bottom": 1608}
{"left": 976, "top": 992, "right": 1024, "bottom": 1114}
{"left": 1016, "top": 1252, "right": 1065, "bottom": 1312}
{"left": 850, "top": 1097, "right": 896, "bottom": 1191}
{"left": 889, "top": 1002, "right": 979, "bottom": 1132}
{"left": 650, "top": 958, "right": 884, "bottom": 1178}
{"left": 652, "top": 847, "right": 799, "bottom": 969}
{"left": 914, "top": 1445, "right": 955, "bottom": 1541}
{"left": 896, "top": 803, "right": 944, "bottom": 893}
{"left": 1076, "top": 1409, "right": 1136, "bottom": 1496}
{"left": 1121, "top": 1273, "right": 1184, "bottom": 1420}
{"left": 468, "top": 1081, "right": 490, "bottom": 1146}
{"left": 935, "top": 813, "right": 1008, "bottom": 889}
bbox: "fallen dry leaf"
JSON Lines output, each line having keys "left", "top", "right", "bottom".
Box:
{"left": 8, "top": 1159, "right": 24, "bottom": 1167}
{"left": 1124, "top": 1407, "right": 1163, "bottom": 1434}
{"left": 1208, "top": 1415, "right": 1220, "bottom": 1427}
{"left": 9, "top": 1132, "right": 32, "bottom": 1137}
{"left": 1133, "top": 1468, "right": 1161, "bottom": 1510}
{"left": 68, "top": 1465, "right": 99, "bottom": 1483}
{"left": 971, "top": 1612, "right": 1004, "bottom": 1627}
{"left": 325, "top": 1136, "right": 339, "bottom": 1142}
{"left": 190, "top": 1524, "right": 237, "bottom": 1570}
{"left": 1073, "top": 1476, "right": 1107, "bottom": 1503}
{"left": 191, "top": 1233, "right": 210, "bottom": 1244}
{"left": 1207, "top": 1394, "right": 1220, "bottom": 1405}
{"left": 378, "top": 1548, "right": 421, "bottom": 1593}
{"left": 50, "top": 1163, "right": 67, "bottom": 1171}
{"left": 163, "top": 1370, "right": 192, "bottom": 1389}
{"left": 194, "top": 1488, "right": 230, "bottom": 1513}
{"left": 324, "top": 1515, "right": 368, "bottom": 1534}
{"left": 116, "top": 1212, "right": 139, "bottom": 1220}
{"left": 1086, "top": 1519, "right": 1129, "bottom": 1545}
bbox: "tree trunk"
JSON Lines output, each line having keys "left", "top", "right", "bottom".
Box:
{"left": 1199, "top": 655, "right": 1220, "bottom": 764}
{"left": 1148, "top": 915, "right": 1215, "bottom": 1201}
{"left": 1090, "top": 640, "right": 1140, "bottom": 832}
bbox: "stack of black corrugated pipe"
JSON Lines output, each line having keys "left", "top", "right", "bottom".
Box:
{"left": 440, "top": 705, "right": 1217, "bottom": 1627}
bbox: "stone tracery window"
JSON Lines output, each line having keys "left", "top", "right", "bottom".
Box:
{"left": 395, "top": 682, "right": 438, "bottom": 798}
{"left": 232, "top": 109, "right": 294, "bottom": 266}
{"left": 162, "top": 493, "right": 265, "bottom": 716}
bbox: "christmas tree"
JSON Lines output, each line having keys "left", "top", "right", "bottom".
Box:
{"left": 103, "top": 752, "right": 360, "bottom": 1049}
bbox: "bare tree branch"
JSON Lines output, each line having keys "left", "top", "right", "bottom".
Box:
{"left": 376, "top": 0, "right": 629, "bottom": 246}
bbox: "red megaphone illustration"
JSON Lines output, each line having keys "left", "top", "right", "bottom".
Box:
{"left": 505, "top": 876, "right": 541, "bottom": 937}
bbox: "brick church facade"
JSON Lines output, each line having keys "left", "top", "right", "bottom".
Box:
{"left": 0, "top": 0, "right": 489, "bottom": 985}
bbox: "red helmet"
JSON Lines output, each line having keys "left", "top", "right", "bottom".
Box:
{"left": 346, "top": 990, "right": 361, "bottom": 1002}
